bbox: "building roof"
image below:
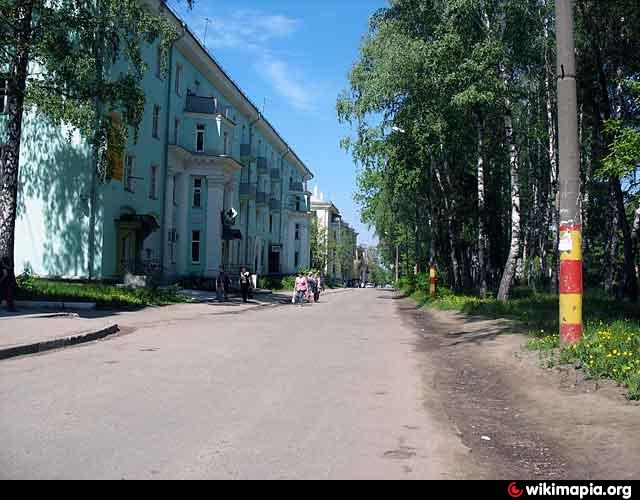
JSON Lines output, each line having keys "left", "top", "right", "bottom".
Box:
{"left": 152, "top": 0, "right": 314, "bottom": 181}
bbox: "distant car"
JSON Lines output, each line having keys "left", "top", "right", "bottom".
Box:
{"left": 365, "top": 283, "right": 375, "bottom": 289}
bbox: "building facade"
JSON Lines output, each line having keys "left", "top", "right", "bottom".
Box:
{"left": 1, "top": 0, "right": 314, "bottom": 282}
{"left": 310, "top": 188, "right": 358, "bottom": 283}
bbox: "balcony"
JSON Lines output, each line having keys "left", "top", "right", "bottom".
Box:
{"left": 240, "top": 183, "right": 257, "bottom": 199}
{"left": 185, "top": 94, "right": 218, "bottom": 114}
{"left": 256, "top": 191, "right": 269, "bottom": 205}
{"left": 270, "top": 198, "right": 281, "bottom": 211}
{"left": 270, "top": 168, "right": 281, "bottom": 180}
{"left": 289, "top": 181, "right": 304, "bottom": 192}
{"left": 257, "top": 157, "right": 268, "bottom": 175}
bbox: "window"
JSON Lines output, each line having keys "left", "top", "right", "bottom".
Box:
{"left": 223, "top": 132, "right": 229, "bottom": 155}
{"left": 149, "top": 165, "right": 158, "bottom": 200}
{"left": 124, "top": 155, "right": 135, "bottom": 192}
{"left": 269, "top": 215, "right": 273, "bottom": 234}
{"left": 295, "top": 252, "right": 299, "bottom": 268}
{"left": 174, "top": 118, "right": 180, "bottom": 145}
{"left": 196, "top": 124, "right": 205, "bottom": 153}
{"left": 175, "top": 64, "right": 183, "bottom": 95}
{"left": 0, "top": 77, "right": 7, "bottom": 114}
{"left": 169, "top": 231, "right": 176, "bottom": 264}
{"left": 152, "top": 105, "right": 160, "bottom": 139}
{"left": 172, "top": 175, "right": 178, "bottom": 205}
{"left": 191, "top": 231, "right": 201, "bottom": 264}
{"left": 193, "top": 178, "right": 202, "bottom": 208}
{"left": 295, "top": 224, "right": 300, "bottom": 241}
{"left": 295, "top": 196, "right": 301, "bottom": 212}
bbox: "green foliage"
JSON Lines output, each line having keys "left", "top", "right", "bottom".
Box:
{"left": 530, "top": 322, "right": 640, "bottom": 400}
{"left": 403, "top": 273, "right": 640, "bottom": 398}
{"left": 601, "top": 120, "right": 640, "bottom": 180}
{"left": 258, "top": 275, "right": 297, "bottom": 291}
{"left": 16, "top": 278, "right": 190, "bottom": 308}
{"left": 338, "top": 0, "right": 640, "bottom": 299}
{"left": 1, "top": 0, "right": 193, "bottom": 182}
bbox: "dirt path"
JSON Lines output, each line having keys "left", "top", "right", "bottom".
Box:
{"left": 396, "top": 295, "right": 640, "bottom": 480}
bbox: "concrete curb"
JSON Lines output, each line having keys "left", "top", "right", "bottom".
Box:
{"left": 0, "top": 324, "right": 119, "bottom": 361}
{"left": 15, "top": 301, "right": 97, "bottom": 311}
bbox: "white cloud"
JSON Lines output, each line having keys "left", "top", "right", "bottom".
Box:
{"left": 261, "top": 59, "right": 316, "bottom": 112}
{"left": 169, "top": 2, "right": 318, "bottom": 113}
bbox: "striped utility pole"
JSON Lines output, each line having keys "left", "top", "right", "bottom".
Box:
{"left": 555, "top": 0, "right": 583, "bottom": 345}
{"left": 430, "top": 264, "right": 437, "bottom": 297}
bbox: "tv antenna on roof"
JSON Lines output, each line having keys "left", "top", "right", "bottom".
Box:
{"left": 203, "top": 18, "right": 211, "bottom": 47}
{"left": 262, "top": 97, "right": 267, "bottom": 115}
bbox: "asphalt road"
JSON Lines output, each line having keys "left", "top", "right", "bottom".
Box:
{"left": 0, "top": 289, "right": 472, "bottom": 480}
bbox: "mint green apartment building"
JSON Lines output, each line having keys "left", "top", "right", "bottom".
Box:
{"left": 1, "top": 0, "right": 314, "bottom": 282}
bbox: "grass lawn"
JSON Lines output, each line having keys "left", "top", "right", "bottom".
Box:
{"left": 407, "top": 286, "right": 640, "bottom": 400}
{"left": 16, "top": 278, "right": 192, "bottom": 308}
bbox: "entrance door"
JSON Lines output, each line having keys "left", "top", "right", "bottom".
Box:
{"left": 269, "top": 248, "right": 280, "bottom": 274}
{"left": 116, "top": 226, "right": 138, "bottom": 276}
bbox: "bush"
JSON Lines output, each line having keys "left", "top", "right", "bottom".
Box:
{"left": 258, "top": 275, "right": 297, "bottom": 291}
{"left": 16, "top": 278, "right": 191, "bottom": 308}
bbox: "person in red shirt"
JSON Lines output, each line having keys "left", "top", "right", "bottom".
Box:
{"left": 293, "top": 272, "right": 308, "bottom": 307}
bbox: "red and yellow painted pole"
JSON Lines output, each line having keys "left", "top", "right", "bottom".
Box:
{"left": 556, "top": 0, "right": 582, "bottom": 345}
{"left": 429, "top": 265, "right": 437, "bottom": 297}
{"left": 559, "top": 225, "right": 583, "bottom": 344}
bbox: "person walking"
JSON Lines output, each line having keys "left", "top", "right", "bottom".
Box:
{"left": 307, "top": 273, "right": 318, "bottom": 303}
{"left": 313, "top": 273, "right": 321, "bottom": 303}
{"left": 239, "top": 267, "right": 252, "bottom": 303}
{"left": 0, "top": 257, "right": 17, "bottom": 313}
{"left": 293, "top": 272, "right": 308, "bottom": 307}
{"left": 216, "top": 266, "right": 230, "bottom": 302}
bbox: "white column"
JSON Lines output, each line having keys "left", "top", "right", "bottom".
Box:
{"left": 224, "top": 180, "right": 238, "bottom": 267}
{"left": 176, "top": 173, "right": 190, "bottom": 277}
{"left": 205, "top": 174, "right": 225, "bottom": 278}
{"left": 163, "top": 174, "right": 175, "bottom": 272}
{"left": 302, "top": 221, "right": 310, "bottom": 268}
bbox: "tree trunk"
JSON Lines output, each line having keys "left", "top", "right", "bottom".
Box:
{"left": 434, "top": 158, "right": 461, "bottom": 292}
{"left": 604, "top": 181, "right": 619, "bottom": 294}
{"left": 498, "top": 104, "right": 522, "bottom": 302}
{"left": 612, "top": 178, "right": 638, "bottom": 301}
{"left": 0, "top": 1, "right": 34, "bottom": 267}
{"left": 475, "top": 114, "right": 488, "bottom": 297}
{"left": 544, "top": 21, "right": 560, "bottom": 293}
{"left": 633, "top": 208, "right": 640, "bottom": 247}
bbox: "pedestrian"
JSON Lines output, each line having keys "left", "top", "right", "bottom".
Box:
{"left": 0, "top": 257, "right": 17, "bottom": 313}
{"left": 307, "top": 272, "right": 317, "bottom": 303}
{"left": 216, "top": 266, "right": 230, "bottom": 302}
{"left": 293, "top": 272, "right": 308, "bottom": 307}
{"left": 313, "top": 273, "right": 321, "bottom": 302}
{"left": 239, "top": 266, "right": 252, "bottom": 303}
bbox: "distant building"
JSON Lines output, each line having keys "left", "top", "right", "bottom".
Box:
{"left": 310, "top": 187, "right": 358, "bottom": 283}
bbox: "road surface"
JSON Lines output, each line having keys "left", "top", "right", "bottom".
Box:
{"left": 0, "top": 289, "right": 473, "bottom": 480}
{"left": 3, "top": 289, "right": 639, "bottom": 480}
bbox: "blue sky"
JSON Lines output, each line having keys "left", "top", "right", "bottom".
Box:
{"left": 167, "top": 0, "right": 388, "bottom": 246}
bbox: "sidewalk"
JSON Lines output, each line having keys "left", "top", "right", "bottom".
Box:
{"left": 0, "top": 289, "right": 311, "bottom": 359}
